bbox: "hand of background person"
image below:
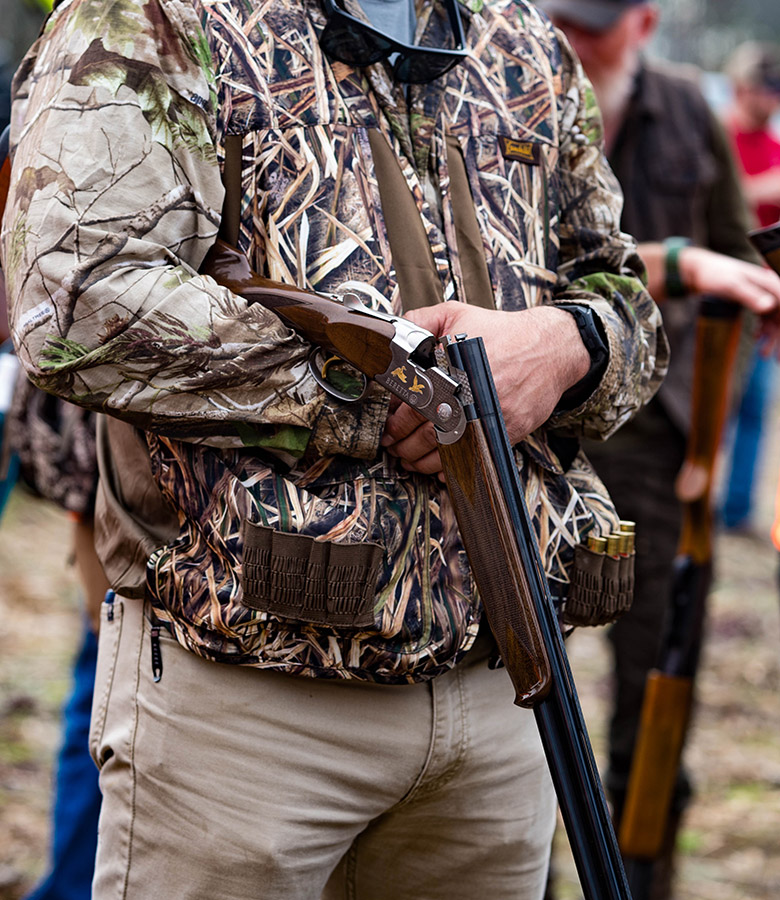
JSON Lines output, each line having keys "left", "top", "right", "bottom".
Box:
{"left": 72, "top": 518, "right": 111, "bottom": 635}
{"left": 676, "top": 246, "right": 780, "bottom": 356}
{"left": 380, "top": 303, "right": 590, "bottom": 476}
{"left": 676, "top": 245, "right": 780, "bottom": 313}
{"left": 640, "top": 242, "right": 780, "bottom": 357}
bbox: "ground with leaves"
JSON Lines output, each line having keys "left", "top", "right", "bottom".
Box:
{"left": 0, "top": 434, "right": 778, "bottom": 899}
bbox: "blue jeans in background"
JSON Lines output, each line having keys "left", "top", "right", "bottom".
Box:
{"left": 722, "top": 348, "right": 778, "bottom": 529}
{"left": 25, "top": 624, "right": 101, "bottom": 900}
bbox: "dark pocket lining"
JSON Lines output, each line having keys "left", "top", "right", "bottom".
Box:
{"left": 240, "top": 522, "right": 383, "bottom": 629}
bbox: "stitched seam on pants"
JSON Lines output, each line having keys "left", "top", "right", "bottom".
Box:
{"left": 344, "top": 841, "right": 359, "bottom": 900}
{"left": 402, "top": 668, "right": 469, "bottom": 803}
{"left": 394, "top": 681, "right": 438, "bottom": 807}
{"left": 441, "top": 664, "right": 469, "bottom": 788}
{"left": 454, "top": 664, "right": 470, "bottom": 776}
{"left": 92, "top": 601, "right": 124, "bottom": 765}
{"left": 120, "top": 605, "right": 144, "bottom": 900}
{"left": 417, "top": 664, "right": 469, "bottom": 797}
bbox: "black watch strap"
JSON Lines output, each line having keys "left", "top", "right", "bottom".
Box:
{"left": 554, "top": 304, "right": 609, "bottom": 412}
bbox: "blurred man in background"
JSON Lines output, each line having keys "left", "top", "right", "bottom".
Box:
{"left": 720, "top": 41, "right": 780, "bottom": 534}
{"left": 725, "top": 41, "right": 780, "bottom": 224}
{"left": 538, "top": 1, "right": 780, "bottom": 898}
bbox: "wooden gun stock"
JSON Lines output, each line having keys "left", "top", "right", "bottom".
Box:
{"left": 439, "top": 421, "right": 551, "bottom": 706}
{"left": 618, "top": 671, "right": 693, "bottom": 860}
{"left": 619, "top": 298, "right": 741, "bottom": 865}
{"left": 200, "top": 239, "right": 397, "bottom": 378}
{"left": 443, "top": 336, "right": 631, "bottom": 900}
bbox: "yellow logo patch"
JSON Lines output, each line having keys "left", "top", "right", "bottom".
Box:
{"left": 498, "top": 137, "right": 541, "bottom": 165}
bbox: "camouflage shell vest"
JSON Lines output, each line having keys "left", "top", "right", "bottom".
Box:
{"left": 143, "top": 0, "right": 620, "bottom": 679}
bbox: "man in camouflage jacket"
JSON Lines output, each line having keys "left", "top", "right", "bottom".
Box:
{"left": 3, "top": 0, "right": 667, "bottom": 897}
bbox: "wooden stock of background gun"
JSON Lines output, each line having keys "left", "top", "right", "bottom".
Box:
{"left": 617, "top": 296, "right": 742, "bottom": 899}
{"left": 201, "top": 239, "right": 632, "bottom": 900}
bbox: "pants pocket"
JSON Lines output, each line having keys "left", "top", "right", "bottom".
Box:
{"left": 89, "top": 591, "right": 124, "bottom": 767}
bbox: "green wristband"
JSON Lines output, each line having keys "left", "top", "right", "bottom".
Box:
{"left": 664, "top": 237, "right": 691, "bottom": 298}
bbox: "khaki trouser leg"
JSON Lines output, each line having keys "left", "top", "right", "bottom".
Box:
{"left": 90, "top": 596, "right": 555, "bottom": 900}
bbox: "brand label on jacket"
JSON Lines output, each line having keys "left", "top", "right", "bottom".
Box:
{"left": 498, "top": 136, "right": 541, "bottom": 165}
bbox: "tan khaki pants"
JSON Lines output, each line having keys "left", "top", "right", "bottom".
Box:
{"left": 90, "top": 596, "right": 556, "bottom": 900}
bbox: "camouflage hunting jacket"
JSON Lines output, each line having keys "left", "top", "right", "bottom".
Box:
{"left": 3, "top": 0, "right": 667, "bottom": 681}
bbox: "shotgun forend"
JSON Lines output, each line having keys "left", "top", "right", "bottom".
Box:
{"left": 749, "top": 221, "right": 780, "bottom": 276}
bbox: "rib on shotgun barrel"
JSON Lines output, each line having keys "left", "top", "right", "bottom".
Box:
{"left": 201, "top": 239, "right": 632, "bottom": 900}
{"left": 618, "top": 296, "right": 741, "bottom": 898}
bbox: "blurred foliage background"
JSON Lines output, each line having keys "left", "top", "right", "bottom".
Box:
{"left": 653, "top": 0, "right": 780, "bottom": 70}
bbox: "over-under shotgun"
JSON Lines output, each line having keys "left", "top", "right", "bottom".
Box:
{"left": 202, "top": 240, "right": 632, "bottom": 900}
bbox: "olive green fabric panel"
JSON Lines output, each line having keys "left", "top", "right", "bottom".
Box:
{"left": 445, "top": 133, "right": 495, "bottom": 310}
{"left": 367, "top": 128, "right": 444, "bottom": 312}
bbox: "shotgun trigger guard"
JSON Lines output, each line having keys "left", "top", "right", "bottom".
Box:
{"left": 307, "top": 348, "right": 369, "bottom": 403}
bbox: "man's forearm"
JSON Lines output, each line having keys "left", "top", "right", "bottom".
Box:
{"left": 3, "top": 1, "right": 385, "bottom": 459}
{"left": 638, "top": 241, "right": 780, "bottom": 316}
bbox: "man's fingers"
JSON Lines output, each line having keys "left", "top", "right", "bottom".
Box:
{"left": 399, "top": 448, "right": 443, "bottom": 475}
{"left": 743, "top": 282, "right": 780, "bottom": 314}
{"left": 384, "top": 419, "right": 438, "bottom": 464}
{"left": 743, "top": 269, "right": 780, "bottom": 314}
{"left": 382, "top": 402, "right": 427, "bottom": 447}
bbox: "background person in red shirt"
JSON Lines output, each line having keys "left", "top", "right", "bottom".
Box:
{"left": 725, "top": 41, "right": 780, "bottom": 229}
{"left": 720, "top": 42, "right": 780, "bottom": 533}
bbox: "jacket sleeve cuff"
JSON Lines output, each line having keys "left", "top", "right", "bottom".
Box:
{"left": 553, "top": 304, "right": 610, "bottom": 413}
{"left": 547, "top": 298, "right": 648, "bottom": 440}
{"left": 309, "top": 381, "right": 391, "bottom": 460}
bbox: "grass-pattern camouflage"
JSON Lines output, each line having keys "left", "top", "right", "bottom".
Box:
{"left": 2, "top": 0, "right": 667, "bottom": 679}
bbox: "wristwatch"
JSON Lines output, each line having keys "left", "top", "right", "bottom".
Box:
{"left": 554, "top": 304, "right": 609, "bottom": 411}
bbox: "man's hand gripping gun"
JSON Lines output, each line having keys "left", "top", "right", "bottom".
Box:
{"left": 202, "top": 240, "right": 633, "bottom": 900}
